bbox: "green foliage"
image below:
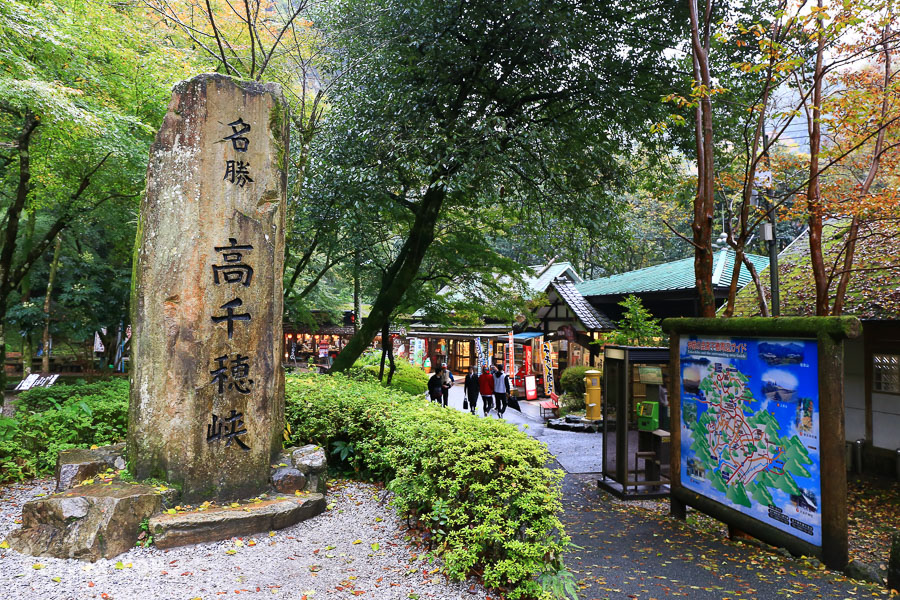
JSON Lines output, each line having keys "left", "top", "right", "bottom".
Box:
{"left": 0, "top": 379, "right": 128, "bottom": 481}
{"left": 559, "top": 366, "right": 592, "bottom": 398}
{"left": 285, "top": 372, "right": 570, "bottom": 599}
{"left": 352, "top": 352, "right": 430, "bottom": 396}
{"left": 600, "top": 295, "right": 666, "bottom": 347}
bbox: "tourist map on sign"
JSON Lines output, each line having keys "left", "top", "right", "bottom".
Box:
{"left": 680, "top": 337, "right": 822, "bottom": 546}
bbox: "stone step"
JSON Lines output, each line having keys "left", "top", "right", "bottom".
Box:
{"left": 4, "top": 481, "right": 163, "bottom": 561}
{"left": 149, "top": 493, "right": 325, "bottom": 549}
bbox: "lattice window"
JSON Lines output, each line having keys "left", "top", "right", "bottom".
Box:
{"left": 873, "top": 354, "right": 900, "bottom": 394}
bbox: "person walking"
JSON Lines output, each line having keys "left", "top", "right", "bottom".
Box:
{"left": 478, "top": 365, "right": 494, "bottom": 416}
{"left": 427, "top": 366, "right": 444, "bottom": 404}
{"left": 440, "top": 362, "right": 454, "bottom": 407}
{"left": 493, "top": 363, "right": 511, "bottom": 418}
{"left": 464, "top": 365, "right": 480, "bottom": 415}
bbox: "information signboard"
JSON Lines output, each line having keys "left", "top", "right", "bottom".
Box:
{"left": 679, "top": 336, "right": 822, "bottom": 546}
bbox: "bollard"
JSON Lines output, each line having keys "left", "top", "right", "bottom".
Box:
{"left": 853, "top": 438, "right": 865, "bottom": 474}
{"left": 889, "top": 532, "right": 900, "bottom": 593}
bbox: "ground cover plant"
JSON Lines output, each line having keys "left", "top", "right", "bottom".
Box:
{"left": 285, "top": 372, "right": 573, "bottom": 599}
{"left": 0, "top": 378, "right": 128, "bottom": 481}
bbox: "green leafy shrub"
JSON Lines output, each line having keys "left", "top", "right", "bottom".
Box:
{"left": 352, "top": 351, "right": 430, "bottom": 396}
{"left": 0, "top": 379, "right": 129, "bottom": 481}
{"left": 599, "top": 295, "right": 666, "bottom": 346}
{"left": 285, "top": 372, "right": 569, "bottom": 599}
{"left": 559, "top": 366, "right": 592, "bottom": 397}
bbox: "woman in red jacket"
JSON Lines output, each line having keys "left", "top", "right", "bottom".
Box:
{"left": 478, "top": 366, "right": 495, "bottom": 416}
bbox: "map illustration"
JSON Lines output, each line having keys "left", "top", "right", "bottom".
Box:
{"left": 680, "top": 336, "right": 821, "bottom": 546}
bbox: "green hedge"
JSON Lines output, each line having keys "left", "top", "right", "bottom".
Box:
{"left": 0, "top": 379, "right": 129, "bottom": 481}
{"left": 559, "top": 365, "right": 592, "bottom": 397}
{"left": 352, "top": 351, "right": 431, "bottom": 396}
{"left": 285, "top": 372, "right": 571, "bottom": 599}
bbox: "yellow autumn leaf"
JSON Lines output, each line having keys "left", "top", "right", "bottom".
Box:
{"left": 0, "top": 540, "right": 9, "bottom": 549}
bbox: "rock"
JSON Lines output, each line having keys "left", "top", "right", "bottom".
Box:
{"left": 844, "top": 559, "right": 883, "bottom": 584}
{"left": 150, "top": 493, "right": 325, "bottom": 549}
{"left": 271, "top": 466, "right": 306, "bottom": 494}
{"left": 4, "top": 481, "right": 161, "bottom": 561}
{"left": 292, "top": 445, "right": 326, "bottom": 474}
{"left": 55, "top": 443, "right": 126, "bottom": 492}
{"left": 128, "top": 73, "right": 290, "bottom": 503}
{"left": 292, "top": 445, "right": 327, "bottom": 494}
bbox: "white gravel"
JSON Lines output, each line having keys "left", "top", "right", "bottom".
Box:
{"left": 0, "top": 479, "right": 488, "bottom": 600}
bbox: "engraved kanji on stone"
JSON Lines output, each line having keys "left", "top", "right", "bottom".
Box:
{"left": 223, "top": 118, "right": 251, "bottom": 151}
{"left": 211, "top": 297, "right": 251, "bottom": 340}
{"left": 212, "top": 238, "right": 253, "bottom": 286}
{"left": 210, "top": 353, "right": 254, "bottom": 394}
{"left": 224, "top": 160, "right": 253, "bottom": 187}
{"left": 206, "top": 409, "right": 250, "bottom": 450}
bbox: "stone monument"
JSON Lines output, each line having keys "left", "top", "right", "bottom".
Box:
{"left": 128, "top": 73, "right": 288, "bottom": 502}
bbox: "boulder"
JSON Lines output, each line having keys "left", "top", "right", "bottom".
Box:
{"left": 4, "top": 481, "right": 161, "bottom": 561}
{"left": 291, "top": 445, "right": 327, "bottom": 493}
{"left": 271, "top": 466, "right": 306, "bottom": 494}
{"left": 55, "top": 443, "right": 126, "bottom": 492}
{"left": 150, "top": 493, "right": 325, "bottom": 549}
{"left": 844, "top": 559, "right": 884, "bottom": 584}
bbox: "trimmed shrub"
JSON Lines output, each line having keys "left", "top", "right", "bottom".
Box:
{"left": 0, "top": 379, "right": 129, "bottom": 481}
{"left": 353, "top": 351, "right": 431, "bottom": 396}
{"left": 559, "top": 365, "right": 592, "bottom": 397}
{"left": 285, "top": 372, "right": 570, "bottom": 599}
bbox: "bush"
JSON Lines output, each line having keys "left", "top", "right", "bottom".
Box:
{"left": 285, "top": 372, "right": 570, "bottom": 599}
{"left": 352, "top": 351, "right": 431, "bottom": 396}
{"left": 0, "top": 379, "right": 129, "bottom": 481}
{"left": 559, "top": 365, "right": 592, "bottom": 397}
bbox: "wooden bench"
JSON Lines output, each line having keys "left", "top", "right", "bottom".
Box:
{"left": 539, "top": 397, "right": 559, "bottom": 419}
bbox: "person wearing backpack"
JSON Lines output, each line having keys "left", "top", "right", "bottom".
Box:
{"left": 493, "top": 363, "right": 511, "bottom": 418}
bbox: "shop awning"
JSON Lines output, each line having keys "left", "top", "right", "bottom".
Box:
{"left": 512, "top": 332, "right": 543, "bottom": 341}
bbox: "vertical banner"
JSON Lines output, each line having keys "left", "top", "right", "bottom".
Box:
{"left": 542, "top": 341, "right": 556, "bottom": 399}
{"left": 508, "top": 331, "right": 515, "bottom": 375}
{"left": 524, "top": 345, "right": 532, "bottom": 375}
{"left": 474, "top": 337, "right": 484, "bottom": 371}
{"left": 488, "top": 339, "right": 494, "bottom": 367}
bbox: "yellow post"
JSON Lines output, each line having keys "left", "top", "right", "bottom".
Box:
{"left": 584, "top": 369, "right": 602, "bottom": 420}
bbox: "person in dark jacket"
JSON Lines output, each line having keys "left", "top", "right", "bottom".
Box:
{"left": 427, "top": 367, "right": 444, "bottom": 403}
{"left": 464, "top": 365, "right": 480, "bottom": 415}
{"left": 478, "top": 366, "right": 494, "bottom": 416}
{"left": 493, "top": 364, "right": 511, "bottom": 418}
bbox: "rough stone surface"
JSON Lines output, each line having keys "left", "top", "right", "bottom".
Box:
{"left": 291, "top": 445, "right": 327, "bottom": 493}
{"left": 150, "top": 493, "right": 324, "bottom": 549}
{"left": 4, "top": 481, "right": 161, "bottom": 561}
{"left": 844, "top": 559, "right": 884, "bottom": 584}
{"left": 128, "top": 73, "right": 289, "bottom": 502}
{"left": 270, "top": 466, "right": 306, "bottom": 494}
{"left": 55, "top": 443, "right": 125, "bottom": 492}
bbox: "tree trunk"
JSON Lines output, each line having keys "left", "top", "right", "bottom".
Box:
{"left": 331, "top": 184, "right": 446, "bottom": 373}
{"left": 386, "top": 334, "right": 396, "bottom": 385}
{"left": 20, "top": 212, "right": 36, "bottom": 375}
{"left": 378, "top": 321, "right": 388, "bottom": 381}
{"left": 689, "top": 0, "right": 717, "bottom": 317}
{"left": 353, "top": 251, "right": 360, "bottom": 334}
{"left": 41, "top": 236, "right": 62, "bottom": 373}
{"left": 832, "top": 16, "right": 891, "bottom": 315}
{"left": 807, "top": 0, "right": 829, "bottom": 316}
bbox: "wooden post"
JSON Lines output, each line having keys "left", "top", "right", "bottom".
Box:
{"left": 669, "top": 332, "right": 685, "bottom": 520}
{"left": 818, "top": 331, "right": 848, "bottom": 569}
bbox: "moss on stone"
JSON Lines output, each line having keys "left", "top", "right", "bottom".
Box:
{"left": 661, "top": 316, "right": 861, "bottom": 340}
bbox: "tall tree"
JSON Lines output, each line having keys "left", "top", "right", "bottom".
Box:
{"left": 319, "top": 0, "right": 685, "bottom": 371}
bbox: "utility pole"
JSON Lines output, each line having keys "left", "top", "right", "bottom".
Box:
{"left": 763, "top": 133, "right": 780, "bottom": 316}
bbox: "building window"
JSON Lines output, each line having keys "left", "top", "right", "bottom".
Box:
{"left": 873, "top": 354, "right": 900, "bottom": 394}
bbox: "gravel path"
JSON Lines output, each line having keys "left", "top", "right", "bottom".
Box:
{"left": 0, "top": 479, "right": 487, "bottom": 600}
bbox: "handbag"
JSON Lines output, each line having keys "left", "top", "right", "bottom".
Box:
{"left": 463, "top": 398, "right": 469, "bottom": 410}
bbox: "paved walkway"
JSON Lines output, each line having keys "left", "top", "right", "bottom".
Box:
{"left": 441, "top": 383, "right": 890, "bottom": 598}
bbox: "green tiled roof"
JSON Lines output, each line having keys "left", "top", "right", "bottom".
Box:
{"left": 577, "top": 249, "right": 770, "bottom": 297}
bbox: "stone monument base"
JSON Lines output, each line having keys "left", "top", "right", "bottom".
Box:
{"left": 3, "top": 443, "right": 328, "bottom": 560}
